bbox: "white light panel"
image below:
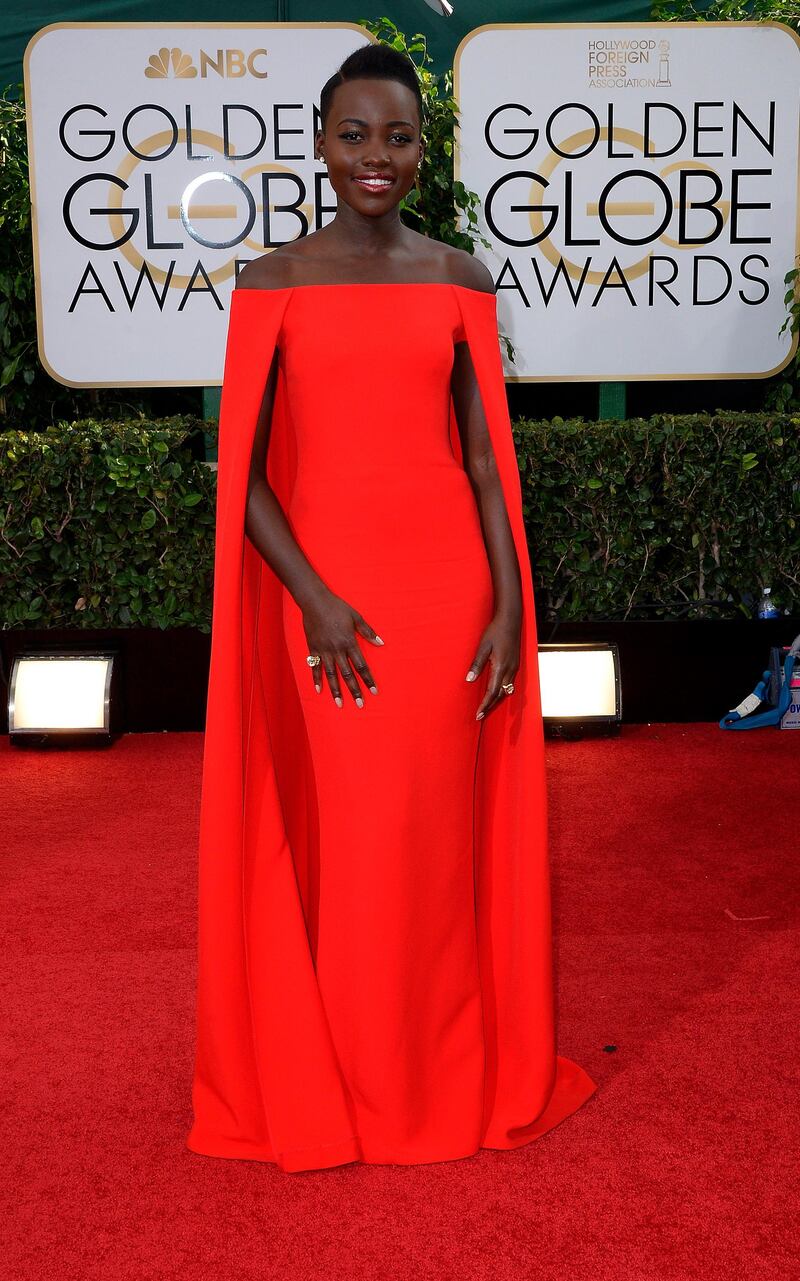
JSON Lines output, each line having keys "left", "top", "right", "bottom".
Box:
{"left": 10, "top": 657, "right": 112, "bottom": 730}
{"left": 538, "top": 648, "right": 618, "bottom": 719}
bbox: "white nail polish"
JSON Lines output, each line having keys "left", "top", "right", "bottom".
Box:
{"left": 356, "top": 697, "right": 364, "bottom": 708}
{"left": 466, "top": 672, "right": 476, "bottom": 682}
{"left": 335, "top": 697, "right": 343, "bottom": 707}
{"left": 375, "top": 636, "right": 384, "bottom": 645}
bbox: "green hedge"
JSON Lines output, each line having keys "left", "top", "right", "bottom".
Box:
{"left": 515, "top": 410, "right": 799, "bottom": 620}
{"left": 1, "top": 417, "right": 215, "bottom": 629}
{"left": 1, "top": 411, "right": 797, "bottom": 630}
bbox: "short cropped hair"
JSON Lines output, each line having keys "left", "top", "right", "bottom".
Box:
{"left": 319, "top": 43, "right": 425, "bottom": 133}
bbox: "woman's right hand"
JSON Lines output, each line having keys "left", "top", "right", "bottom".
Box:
{"left": 301, "top": 587, "right": 383, "bottom": 707}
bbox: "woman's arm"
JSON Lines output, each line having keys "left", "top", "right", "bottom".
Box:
{"left": 245, "top": 346, "right": 329, "bottom": 612}
{"left": 236, "top": 257, "right": 327, "bottom": 610}
{"left": 451, "top": 332, "right": 523, "bottom": 720}
{"left": 241, "top": 283, "right": 383, "bottom": 708}
{"left": 451, "top": 339, "right": 523, "bottom": 625}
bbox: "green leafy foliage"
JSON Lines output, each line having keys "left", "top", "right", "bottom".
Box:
{"left": 771, "top": 257, "right": 800, "bottom": 412}
{"left": 3, "top": 411, "right": 797, "bottom": 630}
{"left": 515, "top": 410, "right": 799, "bottom": 620}
{"left": 651, "top": 0, "right": 798, "bottom": 30}
{"left": 0, "top": 87, "right": 39, "bottom": 417}
{"left": 1, "top": 416, "right": 215, "bottom": 629}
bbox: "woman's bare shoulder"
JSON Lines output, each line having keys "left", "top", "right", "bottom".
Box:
{"left": 403, "top": 231, "right": 496, "bottom": 294}
{"left": 410, "top": 235, "right": 495, "bottom": 295}
{"left": 234, "top": 247, "right": 306, "bottom": 292}
{"left": 441, "top": 247, "right": 495, "bottom": 295}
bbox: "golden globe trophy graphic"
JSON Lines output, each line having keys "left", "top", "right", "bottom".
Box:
{"left": 657, "top": 40, "right": 671, "bottom": 88}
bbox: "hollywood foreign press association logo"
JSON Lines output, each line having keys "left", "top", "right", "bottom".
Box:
{"left": 586, "top": 35, "right": 672, "bottom": 88}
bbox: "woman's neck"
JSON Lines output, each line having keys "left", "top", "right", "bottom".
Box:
{"left": 322, "top": 203, "right": 410, "bottom": 257}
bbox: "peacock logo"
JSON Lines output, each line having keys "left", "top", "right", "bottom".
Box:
{"left": 143, "top": 46, "right": 269, "bottom": 79}
{"left": 144, "top": 47, "right": 198, "bottom": 79}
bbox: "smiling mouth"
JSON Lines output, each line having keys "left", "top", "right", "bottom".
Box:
{"left": 352, "top": 176, "right": 395, "bottom": 191}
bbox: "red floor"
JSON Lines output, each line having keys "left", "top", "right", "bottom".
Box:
{"left": 2, "top": 724, "right": 798, "bottom": 1280}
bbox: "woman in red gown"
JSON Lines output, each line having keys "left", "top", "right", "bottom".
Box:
{"left": 187, "top": 42, "right": 597, "bottom": 1172}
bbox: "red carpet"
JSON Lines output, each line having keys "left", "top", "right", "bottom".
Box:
{"left": 2, "top": 724, "right": 797, "bottom": 1280}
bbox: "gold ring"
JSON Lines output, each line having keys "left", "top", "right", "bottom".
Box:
{"left": 306, "top": 654, "right": 321, "bottom": 667}
{"left": 502, "top": 682, "right": 515, "bottom": 695}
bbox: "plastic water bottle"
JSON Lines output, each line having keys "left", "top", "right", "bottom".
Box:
{"left": 757, "top": 586, "right": 780, "bottom": 619}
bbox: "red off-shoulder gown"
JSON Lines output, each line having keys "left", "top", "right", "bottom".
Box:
{"left": 186, "top": 282, "right": 597, "bottom": 1172}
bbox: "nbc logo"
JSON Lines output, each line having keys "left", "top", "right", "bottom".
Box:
{"left": 144, "top": 46, "right": 268, "bottom": 78}
{"left": 145, "top": 48, "right": 197, "bottom": 79}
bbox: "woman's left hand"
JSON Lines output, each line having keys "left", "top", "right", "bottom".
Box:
{"left": 466, "top": 610, "right": 521, "bottom": 721}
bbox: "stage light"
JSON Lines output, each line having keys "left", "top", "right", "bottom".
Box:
{"left": 537, "top": 643, "right": 622, "bottom": 736}
{"left": 8, "top": 651, "right": 116, "bottom": 743}
{"left": 421, "top": 1, "right": 455, "bottom": 16}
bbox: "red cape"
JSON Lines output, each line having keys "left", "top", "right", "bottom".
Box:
{"left": 187, "top": 285, "right": 597, "bottom": 1170}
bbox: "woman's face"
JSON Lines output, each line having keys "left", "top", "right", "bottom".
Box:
{"left": 315, "top": 77, "right": 424, "bottom": 216}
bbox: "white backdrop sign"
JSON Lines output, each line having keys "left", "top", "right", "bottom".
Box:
{"left": 453, "top": 23, "right": 800, "bottom": 381}
{"left": 24, "top": 23, "right": 371, "bottom": 386}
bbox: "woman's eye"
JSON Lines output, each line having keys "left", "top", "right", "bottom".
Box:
{"left": 337, "top": 131, "right": 413, "bottom": 143}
